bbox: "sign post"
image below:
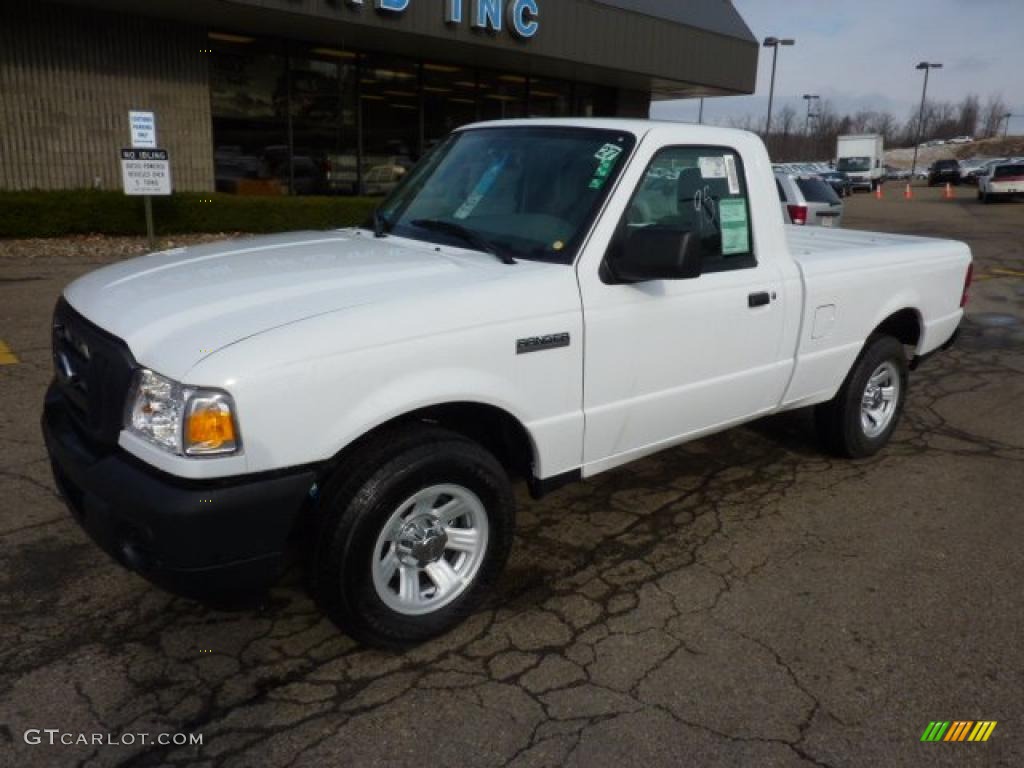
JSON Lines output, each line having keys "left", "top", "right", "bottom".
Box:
{"left": 120, "top": 148, "right": 171, "bottom": 249}
{"left": 122, "top": 111, "right": 169, "bottom": 250}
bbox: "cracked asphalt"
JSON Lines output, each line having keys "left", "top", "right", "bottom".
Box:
{"left": 1, "top": 188, "right": 1022, "bottom": 767}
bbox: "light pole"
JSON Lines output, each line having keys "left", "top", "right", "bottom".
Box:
{"left": 698, "top": 97, "right": 705, "bottom": 125}
{"left": 1003, "top": 112, "right": 1014, "bottom": 140}
{"left": 910, "top": 62, "right": 942, "bottom": 181}
{"left": 803, "top": 94, "right": 819, "bottom": 135}
{"left": 763, "top": 37, "right": 795, "bottom": 138}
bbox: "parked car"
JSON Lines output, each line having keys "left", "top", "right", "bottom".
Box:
{"left": 963, "top": 158, "right": 1006, "bottom": 186}
{"left": 817, "top": 169, "right": 853, "bottom": 197}
{"left": 928, "top": 159, "right": 961, "bottom": 186}
{"left": 361, "top": 164, "right": 408, "bottom": 196}
{"left": 43, "top": 120, "right": 971, "bottom": 647}
{"left": 978, "top": 162, "right": 1024, "bottom": 203}
{"left": 776, "top": 171, "right": 844, "bottom": 226}
{"left": 948, "top": 136, "right": 973, "bottom": 145}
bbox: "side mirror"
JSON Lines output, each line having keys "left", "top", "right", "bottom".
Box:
{"left": 606, "top": 227, "right": 702, "bottom": 283}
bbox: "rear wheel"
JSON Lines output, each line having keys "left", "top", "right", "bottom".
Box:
{"left": 815, "top": 335, "right": 909, "bottom": 458}
{"left": 310, "top": 425, "right": 515, "bottom": 648}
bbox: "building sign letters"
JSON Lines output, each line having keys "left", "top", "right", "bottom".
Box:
{"left": 342, "top": 0, "right": 540, "bottom": 39}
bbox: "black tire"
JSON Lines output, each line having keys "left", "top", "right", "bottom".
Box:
{"left": 310, "top": 424, "right": 515, "bottom": 648}
{"left": 814, "top": 335, "right": 909, "bottom": 459}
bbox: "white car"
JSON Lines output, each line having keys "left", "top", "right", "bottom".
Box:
{"left": 948, "top": 136, "right": 973, "bottom": 145}
{"left": 978, "top": 162, "right": 1024, "bottom": 202}
{"left": 44, "top": 119, "right": 972, "bottom": 646}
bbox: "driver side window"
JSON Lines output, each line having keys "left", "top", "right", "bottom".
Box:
{"left": 617, "top": 146, "right": 756, "bottom": 273}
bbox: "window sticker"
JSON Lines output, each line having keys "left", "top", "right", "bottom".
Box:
{"left": 454, "top": 158, "right": 506, "bottom": 220}
{"left": 719, "top": 197, "right": 750, "bottom": 255}
{"left": 698, "top": 156, "right": 727, "bottom": 179}
{"left": 589, "top": 143, "right": 624, "bottom": 190}
{"left": 724, "top": 154, "right": 741, "bottom": 195}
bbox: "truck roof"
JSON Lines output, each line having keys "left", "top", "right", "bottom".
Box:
{"left": 457, "top": 117, "right": 756, "bottom": 143}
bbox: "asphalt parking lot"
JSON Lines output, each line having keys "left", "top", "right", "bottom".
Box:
{"left": 1, "top": 186, "right": 1022, "bottom": 767}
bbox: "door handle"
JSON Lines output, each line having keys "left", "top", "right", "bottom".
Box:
{"left": 748, "top": 291, "right": 772, "bottom": 308}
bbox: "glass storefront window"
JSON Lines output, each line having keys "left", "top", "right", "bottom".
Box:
{"left": 210, "top": 37, "right": 289, "bottom": 195}
{"left": 528, "top": 77, "right": 572, "bottom": 118}
{"left": 291, "top": 48, "right": 357, "bottom": 195}
{"left": 208, "top": 31, "right": 625, "bottom": 197}
{"left": 423, "top": 62, "right": 477, "bottom": 150}
{"left": 360, "top": 53, "right": 419, "bottom": 196}
{"left": 478, "top": 70, "right": 527, "bottom": 121}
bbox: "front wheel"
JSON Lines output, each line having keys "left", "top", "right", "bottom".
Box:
{"left": 815, "top": 335, "right": 909, "bottom": 458}
{"left": 310, "top": 425, "right": 515, "bottom": 648}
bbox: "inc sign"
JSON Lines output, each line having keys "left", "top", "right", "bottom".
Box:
{"left": 344, "top": 0, "right": 540, "bottom": 39}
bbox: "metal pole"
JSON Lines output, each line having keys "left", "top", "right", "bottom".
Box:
{"left": 1004, "top": 114, "right": 1012, "bottom": 140}
{"left": 765, "top": 45, "right": 779, "bottom": 137}
{"left": 144, "top": 195, "right": 155, "bottom": 251}
{"left": 910, "top": 67, "right": 931, "bottom": 181}
{"left": 698, "top": 98, "right": 704, "bottom": 125}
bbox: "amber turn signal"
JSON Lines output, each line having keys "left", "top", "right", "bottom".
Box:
{"left": 184, "top": 394, "right": 239, "bottom": 456}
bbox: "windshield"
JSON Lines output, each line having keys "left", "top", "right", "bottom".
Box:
{"left": 994, "top": 165, "right": 1024, "bottom": 179}
{"left": 797, "top": 178, "right": 841, "bottom": 204}
{"left": 837, "top": 157, "right": 870, "bottom": 172}
{"left": 374, "top": 126, "right": 636, "bottom": 264}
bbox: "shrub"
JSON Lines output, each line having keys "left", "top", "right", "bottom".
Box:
{"left": 0, "top": 190, "right": 381, "bottom": 238}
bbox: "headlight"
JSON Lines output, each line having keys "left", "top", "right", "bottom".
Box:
{"left": 125, "top": 369, "right": 241, "bottom": 457}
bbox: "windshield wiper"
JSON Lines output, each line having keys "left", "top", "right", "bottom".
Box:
{"left": 411, "top": 219, "right": 516, "bottom": 265}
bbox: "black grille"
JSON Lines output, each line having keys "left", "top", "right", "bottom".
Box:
{"left": 51, "top": 298, "right": 137, "bottom": 449}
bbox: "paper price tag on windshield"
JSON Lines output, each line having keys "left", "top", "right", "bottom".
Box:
{"left": 719, "top": 198, "right": 750, "bottom": 255}
{"left": 699, "top": 156, "right": 726, "bottom": 179}
{"left": 724, "top": 154, "right": 741, "bottom": 195}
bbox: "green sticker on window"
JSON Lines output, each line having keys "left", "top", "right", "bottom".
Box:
{"left": 719, "top": 198, "right": 750, "bottom": 255}
{"left": 589, "top": 143, "right": 623, "bottom": 190}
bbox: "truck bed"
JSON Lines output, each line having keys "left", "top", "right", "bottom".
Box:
{"left": 786, "top": 226, "right": 955, "bottom": 263}
{"left": 779, "top": 224, "right": 970, "bottom": 411}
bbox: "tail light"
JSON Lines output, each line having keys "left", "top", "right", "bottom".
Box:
{"left": 960, "top": 263, "right": 974, "bottom": 308}
{"left": 787, "top": 204, "right": 808, "bottom": 225}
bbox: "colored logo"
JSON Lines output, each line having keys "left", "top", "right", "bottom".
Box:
{"left": 920, "top": 721, "right": 997, "bottom": 742}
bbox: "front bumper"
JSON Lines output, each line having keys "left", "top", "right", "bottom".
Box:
{"left": 42, "top": 385, "right": 317, "bottom": 599}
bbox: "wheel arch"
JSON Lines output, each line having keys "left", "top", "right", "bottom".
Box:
{"left": 869, "top": 307, "right": 923, "bottom": 351}
{"left": 321, "top": 400, "right": 539, "bottom": 485}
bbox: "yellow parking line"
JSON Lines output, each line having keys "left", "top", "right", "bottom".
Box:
{"left": 990, "top": 267, "right": 1024, "bottom": 278}
{"left": 0, "top": 340, "right": 19, "bottom": 365}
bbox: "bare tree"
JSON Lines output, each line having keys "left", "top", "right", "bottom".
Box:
{"left": 981, "top": 94, "right": 1009, "bottom": 138}
{"left": 956, "top": 94, "right": 980, "bottom": 137}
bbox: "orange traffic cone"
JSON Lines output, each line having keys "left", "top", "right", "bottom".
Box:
{"left": 875, "top": 184, "right": 883, "bottom": 200}
{"left": 944, "top": 182, "right": 954, "bottom": 199}
{"left": 904, "top": 183, "right": 913, "bottom": 200}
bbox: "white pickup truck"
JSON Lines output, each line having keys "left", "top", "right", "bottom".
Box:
{"left": 44, "top": 119, "right": 972, "bottom": 647}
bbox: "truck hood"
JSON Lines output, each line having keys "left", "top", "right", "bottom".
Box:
{"left": 64, "top": 230, "right": 539, "bottom": 379}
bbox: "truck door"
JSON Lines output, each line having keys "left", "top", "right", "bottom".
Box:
{"left": 578, "top": 144, "right": 789, "bottom": 473}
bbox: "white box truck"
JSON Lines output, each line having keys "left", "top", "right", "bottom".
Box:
{"left": 836, "top": 134, "right": 885, "bottom": 191}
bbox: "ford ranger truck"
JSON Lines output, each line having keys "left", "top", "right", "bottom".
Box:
{"left": 43, "top": 120, "right": 972, "bottom": 647}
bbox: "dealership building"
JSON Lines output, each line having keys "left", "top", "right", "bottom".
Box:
{"left": 1, "top": 0, "right": 758, "bottom": 195}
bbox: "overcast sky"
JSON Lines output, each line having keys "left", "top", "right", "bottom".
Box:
{"left": 651, "top": 0, "right": 1024, "bottom": 133}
